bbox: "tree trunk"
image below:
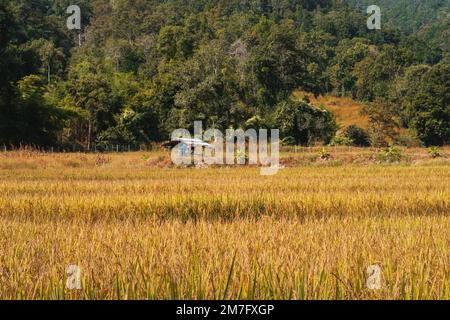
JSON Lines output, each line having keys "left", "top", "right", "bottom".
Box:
{"left": 87, "top": 120, "right": 92, "bottom": 151}
{"left": 47, "top": 60, "right": 51, "bottom": 84}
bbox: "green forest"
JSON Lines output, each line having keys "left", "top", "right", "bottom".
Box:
{"left": 349, "top": 0, "right": 449, "bottom": 52}
{"left": 0, "top": 0, "right": 448, "bottom": 149}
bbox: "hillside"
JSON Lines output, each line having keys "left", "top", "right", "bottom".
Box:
{"left": 347, "top": 0, "right": 450, "bottom": 52}
{"left": 293, "top": 91, "right": 370, "bottom": 129}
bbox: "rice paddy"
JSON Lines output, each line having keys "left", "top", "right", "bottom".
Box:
{"left": 0, "top": 149, "right": 449, "bottom": 300}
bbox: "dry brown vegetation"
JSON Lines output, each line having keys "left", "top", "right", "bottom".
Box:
{"left": 0, "top": 150, "right": 448, "bottom": 299}
{"left": 292, "top": 91, "right": 370, "bottom": 129}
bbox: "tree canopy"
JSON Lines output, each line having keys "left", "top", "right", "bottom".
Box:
{"left": 0, "top": 0, "right": 448, "bottom": 148}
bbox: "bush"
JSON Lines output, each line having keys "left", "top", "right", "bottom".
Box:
{"left": 342, "top": 125, "right": 370, "bottom": 147}
{"left": 275, "top": 99, "right": 337, "bottom": 146}
{"left": 319, "top": 148, "right": 331, "bottom": 160}
{"left": 428, "top": 147, "right": 442, "bottom": 158}
{"left": 281, "top": 136, "right": 296, "bottom": 146}
{"left": 393, "top": 134, "right": 421, "bottom": 148}
{"left": 377, "top": 146, "right": 403, "bottom": 163}
{"left": 330, "top": 135, "right": 353, "bottom": 146}
{"left": 368, "top": 128, "right": 389, "bottom": 147}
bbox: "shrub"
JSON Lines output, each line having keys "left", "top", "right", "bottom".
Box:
{"left": 330, "top": 135, "right": 353, "bottom": 146}
{"left": 281, "top": 136, "right": 296, "bottom": 146}
{"left": 343, "top": 125, "right": 370, "bottom": 147}
{"left": 428, "top": 147, "right": 442, "bottom": 158}
{"left": 319, "top": 148, "right": 331, "bottom": 160}
{"left": 394, "top": 134, "right": 421, "bottom": 148}
{"left": 275, "top": 99, "right": 337, "bottom": 146}
{"left": 377, "top": 146, "right": 403, "bottom": 163}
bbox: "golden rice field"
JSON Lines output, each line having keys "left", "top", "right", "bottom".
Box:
{"left": 0, "top": 149, "right": 449, "bottom": 300}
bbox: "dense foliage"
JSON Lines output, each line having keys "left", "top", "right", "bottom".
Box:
{"left": 0, "top": 0, "right": 448, "bottom": 148}
{"left": 348, "top": 0, "right": 450, "bottom": 54}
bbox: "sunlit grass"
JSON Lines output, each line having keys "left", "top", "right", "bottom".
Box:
{"left": 0, "top": 151, "right": 448, "bottom": 299}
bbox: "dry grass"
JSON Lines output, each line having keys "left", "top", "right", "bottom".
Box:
{"left": 0, "top": 150, "right": 449, "bottom": 300}
{"left": 292, "top": 91, "right": 370, "bottom": 129}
